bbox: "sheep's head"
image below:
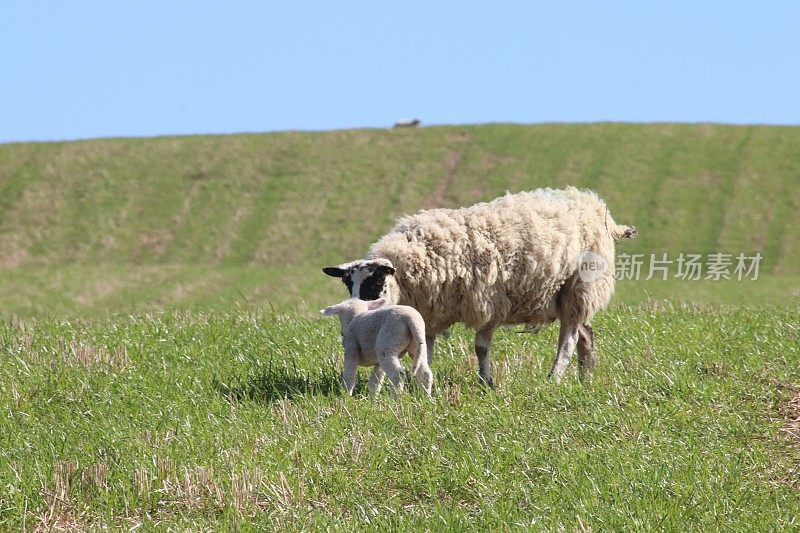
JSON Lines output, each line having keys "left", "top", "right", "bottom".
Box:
{"left": 322, "top": 259, "right": 400, "bottom": 304}
{"left": 320, "top": 298, "right": 387, "bottom": 333}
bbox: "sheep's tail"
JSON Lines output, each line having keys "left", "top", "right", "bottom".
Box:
{"left": 612, "top": 224, "right": 637, "bottom": 241}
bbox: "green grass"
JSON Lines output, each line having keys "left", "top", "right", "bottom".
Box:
{"left": 1, "top": 123, "right": 800, "bottom": 316}
{"left": 0, "top": 306, "right": 798, "bottom": 530}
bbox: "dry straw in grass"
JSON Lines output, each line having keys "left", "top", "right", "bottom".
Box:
{"left": 230, "top": 468, "right": 266, "bottom": 512}
{"left": 51, "top": 460, "right": 79, "bottom": 504}
{"left": 779, "top": 390, "right": 800, "bottom": 445}
{"left": 35, "top": 461, "right": 108, "bottom": 532}
{"left": 66, "top": 340, "right": 129, "bottom": 369}
{"left": 444, "top": 382, "right": 462, "bottom": 408}
{"left": 22, "top": 338, "right": 131, "bottom": 370}
{"left": 132, "top": 459, "right": 296, "bottom": 515}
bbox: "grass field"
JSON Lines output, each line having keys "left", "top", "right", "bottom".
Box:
{"left": 0, "top": 124, "right": 798, "bottom": 529}
{"left": 1, "top": 306, "right": 798, "bottom": 530}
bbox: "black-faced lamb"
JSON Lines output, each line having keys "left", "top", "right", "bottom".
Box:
{"left": 323, "top": 187, "right": 636, "bottom": 386}
{"left": 321, "top": 298, "right": 433, "bottom": 396}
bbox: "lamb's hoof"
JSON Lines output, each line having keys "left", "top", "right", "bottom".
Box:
{"left": 479, "top": 376, "right": 495, "bottom": 389}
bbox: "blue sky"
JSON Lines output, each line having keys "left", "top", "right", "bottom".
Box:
{"left": 2, "top": 2, "right": 799, "bottom": 143}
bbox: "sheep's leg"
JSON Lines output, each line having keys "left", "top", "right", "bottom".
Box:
{"left": 577, "top": 324, "right": 597, "bottom": 384}
{"left": 548, "top": 321, "right": 579, "bottom": 382}
{"left": 475, "top": 326, "right": 496, "bottom": 388}
{"left": 379, "top": 352, "right": 406, "bottom": 395}
{"left": 367, "top": 365, "right": 385, "bottom": 396}
{"left": 425, "top": 334, "right": 437, "bottom": 366}
{"left": 342, "top": 350, "right": 359, "bottom": 395}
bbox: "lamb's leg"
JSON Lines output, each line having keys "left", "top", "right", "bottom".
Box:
{"left": 410, "top": 341, "right": 433, "bottom": 396}
{"left": 379, "top": 352, "right": 406, "bottom": 394}
{"left": 475, "top": 326, "right": 496, "bottom": 387}
{"left": 577, "top": 323, "right": 597, "bottom": 384}
{"left": 367, "top": 365, "right": 385, "bottom": 396}
{"left": 413, "top": 364, "right": 433, "bottom": 396}
{"left": 548, "top": 320, "right": 579, "bottom": 382}
{"left": 342, "top": 349, "right": 359, "bottom": 395}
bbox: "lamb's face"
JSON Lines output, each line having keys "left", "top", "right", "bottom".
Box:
{"left": 320, "top": 297, "right": 385, "bottom": 336}
{"left": 323, "top": 259, "right": 400, "bottom": 304}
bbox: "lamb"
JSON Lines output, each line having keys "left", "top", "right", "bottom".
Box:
{"left": 323, "top": 186, "right": 636, "bottom": 386}
{"left": 320, "top": 298, "right": 433, "bottom": 396}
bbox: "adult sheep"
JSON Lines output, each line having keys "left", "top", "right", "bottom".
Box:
{"left": 323, "top": 187, "right": 636, "bottom": 386}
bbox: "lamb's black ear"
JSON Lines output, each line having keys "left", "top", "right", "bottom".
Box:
{"left": 323, "top": 266, "right": 345, "bottom": 278}
{"left": 377, "top": 264, "right": 395, "bottom": 276}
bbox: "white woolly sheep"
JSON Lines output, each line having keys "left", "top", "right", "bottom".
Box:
{"left": 323, "top": 187, "right": 636, "bottom": 386}
{"left": 321, "top": 298, "right": 433, "bottom": 396}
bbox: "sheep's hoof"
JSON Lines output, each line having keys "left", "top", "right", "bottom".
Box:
{"left": 478, "top": 375, "right": 495, "bottom": 389}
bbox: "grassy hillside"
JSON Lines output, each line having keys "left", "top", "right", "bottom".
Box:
{"left": 1, "top": 123, "right": 799, "bottom": 316}
{"left": 1, "top": 126, "right": 798, "bottom": 529}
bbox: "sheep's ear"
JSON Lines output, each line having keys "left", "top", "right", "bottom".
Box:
{"left": 376, "top": 264, "right": 395, "bottom": 276}
{"left": 320, "top": 305, "right": 339, "bottom": 316}
{"left": 367, "top": 298, "right": 386, "bottom": 311}
{"left": 322, "top": 266, "right": 345, "bottom": 278}
{"left": 372, "top": 259, "right": 395, "bottom": 276}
